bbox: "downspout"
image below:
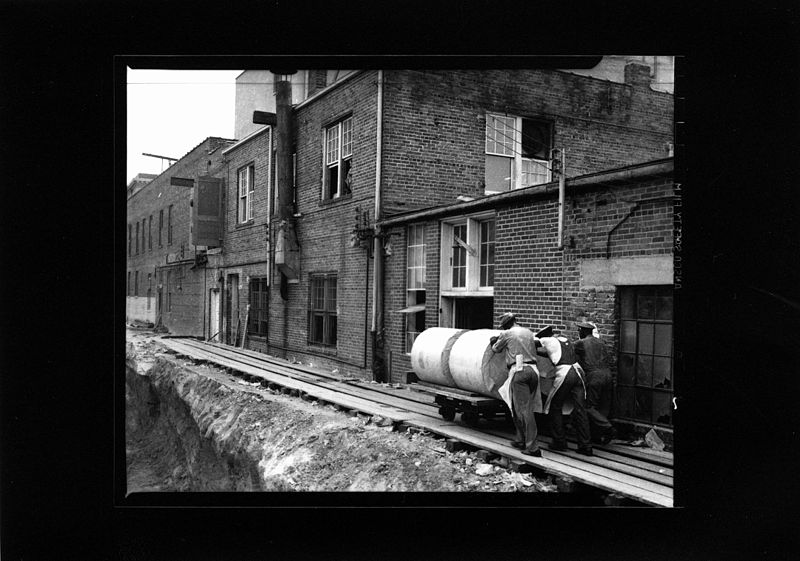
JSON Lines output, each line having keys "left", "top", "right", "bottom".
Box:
{"left": 371, "top": 70, "right": 385, "bottom": 381}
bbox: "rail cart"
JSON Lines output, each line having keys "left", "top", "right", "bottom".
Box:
{"left": 407, "top": 375, "right": 511, "bottom": 427}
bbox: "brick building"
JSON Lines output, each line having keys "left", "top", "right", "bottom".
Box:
{"left": 380, "top": 158, "right": 675, "bottom": 433}
{"left": 126, "top": 136, "right": 234, "bottom": 335}
{"left": 212, "top": 65, "right": 673, "bottom": 386}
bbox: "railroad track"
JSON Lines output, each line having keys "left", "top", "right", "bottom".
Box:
{"left": 155, "top": 337, "right": 673, "bottom": 506}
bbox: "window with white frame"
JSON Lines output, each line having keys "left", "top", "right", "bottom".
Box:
{"left": 479, "top": 219, "right": 495, "bottom": 287}
{"left": 238, "top": 164, "right": 255, "bottom": 223}
{"left": 308, "top": 274, "right": 337, "bottom": 346}
{"left": 441, "top": 216, "right": 496, "bottom": 293}
{"left": 323, "top": 116, "right": 353, "bottom": 200}
{"left": 404, "top": 224, "right": 426, "bottom": 352}
{"left": 485, "top": 113, "right": 552, "bottom": 193}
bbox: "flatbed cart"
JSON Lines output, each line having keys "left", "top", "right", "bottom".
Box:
{"left": 408, "top": 378, "right": 511, "bottom": 427}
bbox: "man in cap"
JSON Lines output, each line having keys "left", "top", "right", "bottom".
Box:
{"left": 574, "top": 321, "right": 617, "bottom": 444}
{"left": 535, "top": 329, "right": 593, "bottom": 456}
{"left": 489, "top": 312, "right": 542, "bottom": 457}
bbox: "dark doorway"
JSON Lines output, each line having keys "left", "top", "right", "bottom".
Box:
{"left": 453, "top": 297, "right": 494, "bottom": 329}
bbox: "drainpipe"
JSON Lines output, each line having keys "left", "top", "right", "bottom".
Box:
{"left": 272, "top": 70, "right": 300, "bottom": 283}
{"left": 371, "top": 70, "right": 385, "bottom": 381}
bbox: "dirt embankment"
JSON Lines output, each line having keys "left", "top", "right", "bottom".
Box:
{"left": 125, "top": 333, "right": 557, "bottom": 493}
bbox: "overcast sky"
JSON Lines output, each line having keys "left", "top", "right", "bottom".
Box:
{"left": 126, "top": 69, "right": 243, "bottom": 184}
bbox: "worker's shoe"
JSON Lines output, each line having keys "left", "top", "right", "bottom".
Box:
{"left": 548, "top": 441, "right": 569, "bottom": 451}
{"left": 522, "top": 449, "right": 542, "bottom": 457}
{"left": 510, "top": 441, "right": 525, "bottom": 449}
{"left": 577, "top": 447, "right": 594, "bottom": 457}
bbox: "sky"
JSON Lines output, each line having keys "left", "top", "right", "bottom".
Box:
{"left": 126, "top": 69, "right": 243, "bottom": 184}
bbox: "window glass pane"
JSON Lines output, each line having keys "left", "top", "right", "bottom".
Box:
{"left": 341, "top": 117, "right": 353, "bottom": 157}
{"left": 341, "top": 158, "right": 352, "bottom": 195}
{"left": 327, "top": 165, "right": 339, "bottom": 198}
{"left": 326, "top": 278, "right": 337, "bottom": 311}
{"left": 656, "top": 295, "right": 673, "bottom": 321}
{"left": 652, "top": 392, "right": 673, "bottom": 425}
{"left": 485, "top": 154, "right": 514, "bottom": 192}
{"left": 638, "top": 323, "right": 654, "bottom": 354}
{"left": 327, "top": 315, "right": 337, "bottom": 345}
{"left": 636, "top": 355, "right": 653, "bottom": 387}
{"left": 620, "top": 288, "right": 635, "bottom": 318}
{"left": 486, "top": 114, "right": 515, "bottom": 156}
{"left": 634, "top": 389, "right": 653, "bottom": 423}
{"left": 620, "top": 321, "right": 637, "bottom": 352}
{"left": 637, "top": 291, "right": 655, "bottom": 319}
{"left": 521, "top": 118, "right": 550, "bottom": 160}
{"left": 326, "top": 125, "right": 339, "bottom": 164}
{"left": 312, "top": 314, "right": 324, "bottom": 342}
{"left": 617, "top": 353, "right": 635, "bottom": 385}
{"left": 653, "top": 357, "right": 672, "bottom": 389}
{"left": 615, "top": 386, "right": 634, "bottom": 419}
{"left": 654, "top": 324, "right": 672, "bottom": 356}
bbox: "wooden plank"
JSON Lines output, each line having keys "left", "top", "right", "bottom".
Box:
{"left": 159, "top": 340, "right": 417, "bottom": 423}
{"left": 401, "top": 418, "right": 672, "bottom": 507}
{"left": 159, "top": 339, "right": 672, "bottom": 506}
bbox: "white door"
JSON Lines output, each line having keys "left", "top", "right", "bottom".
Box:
{"left": 209, "top": 289, "right": 220, "bottom": 341}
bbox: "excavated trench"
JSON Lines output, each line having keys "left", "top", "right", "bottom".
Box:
{"left": 125, "top": 335, "right": 559, "bottom": 494}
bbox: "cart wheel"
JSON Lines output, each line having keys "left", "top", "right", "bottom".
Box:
{"left": 438, "top": 406, "right": 456, "bottom": 422}
{"left": 462, "top": 411, "right": 480, "bottom": 427}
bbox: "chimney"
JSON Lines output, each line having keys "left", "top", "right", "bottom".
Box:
{"left": 306, "top": 70, "right": 328, "bottom": 97}
{"left": 624, "top": 62, "right": 652, "bottom": 88}
{"left": 271, "top": 70, "right": 301, "bottom": 283}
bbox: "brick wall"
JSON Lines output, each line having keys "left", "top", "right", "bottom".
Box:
{"left": 266, "top": 71, "right": 380, "bottom": 377}
{"left": 126, "top": 137, "right": 233, "bottom": 335}
{"left": 383, "top": 173, "right": 674, "bottom": 384}
{"left": 380, "top": 69, "right": 673, "bottom": 215}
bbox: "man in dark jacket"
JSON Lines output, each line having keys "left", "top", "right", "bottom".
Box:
{"left": 490, "top": 312, "right": 542, "bottom": 457}
{"left": 574, "top": 322, "right": 617, "bottom": 444}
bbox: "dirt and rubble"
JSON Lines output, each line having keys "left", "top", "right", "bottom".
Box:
{"left": 126, "top": 330, "right": 558, "bottom": 493}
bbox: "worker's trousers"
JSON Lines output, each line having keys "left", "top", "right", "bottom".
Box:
{"left": 585, "top": 369, "right": 614, "bottom": 439}
{"left": 510, "top": 365, "right": 540, "bottom": 453}
{"left": 548, "top": 368, "right": 592, "bottom": 450}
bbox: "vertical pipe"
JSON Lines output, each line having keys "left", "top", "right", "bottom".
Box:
{"left": 275, "top": 77, "right": 294, "bottom": 222}
{"left": 371, "top": 70, "right": 384, "bottom": 380}
{"left": 557, "top": 149, "right": 566, "bottom": 249}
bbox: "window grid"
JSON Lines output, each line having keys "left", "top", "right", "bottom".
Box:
{"left": 308, "top": 274, "right": 338, "bottom": 346}
{"left": 167, "top": 205, "right": 173, "bottom": 245}
{"left": 485, "top": 113, "right": 552, "bottom": 191}
{"left": 148, "top": 216, "right": 153, "bottom": 250}
{"left": 479, "top": 220, "right": 495, "bottom": 287}
{"left": 135, "top": 222, "right": 140, "bottom": 254}
{"left": 248, "top": 278, "right": 269, "bottom": 336}
{"left": 485, "top": 114, "right": 516, "bottom": 156}
{"left": 451, "top": 224, "right": 467, "bottom": 288}
{"left": 158, "top": 209, "right": 163, "bottom": 247}
{"left": 238, "top": 165, "right": 254, "bottom": 223}
{"left": 324, "top": 117, "right": 353, "bottom": 199}
{"left": 616, "top": 286, "right": 674, "bottom": 426}
{"left": 406, "top": 225, "right": 426, "bottom": 352}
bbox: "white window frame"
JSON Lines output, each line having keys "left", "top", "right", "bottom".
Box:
{"left": 485, "top": 112, "right": 551, "bottom": 192}
{"left": 404, "top": 224, "right": 426, "bottom": 353}
{"left": 440, "top": 212, "right": 496, "bottom": 296}
{"left": 479, "top": 219, "right": 496, "bottom": 288}
{"left": 238, "top": 164, "right": 255, "bottom": 223}
{"left": 322, "top": 116, "right": 353, "bottom": 200}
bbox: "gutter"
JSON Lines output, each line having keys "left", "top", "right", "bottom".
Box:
{"left": 378, "top": 158, "right": 674, "bottom": 228}
{"left": 371, "top": 70, "right": 385, "bottom": 380}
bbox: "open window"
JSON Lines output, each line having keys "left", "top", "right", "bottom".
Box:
{"left": 401, "top": 224, "right": 426, "bottom": 352}
{"left": 322, "top": 116, "right": 353, "bottom": 200}
{"left": 485, "top": 113, "right": 552, "bottom": 193}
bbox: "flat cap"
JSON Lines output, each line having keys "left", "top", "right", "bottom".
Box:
{"left": 498, "top": 312, "right": 516, "bottom": 329}
{"left": 576, "top": 321, "right": 595, "bottom": 330}
{"left": 535, "top": 326, "right": 554, "bottom": 338}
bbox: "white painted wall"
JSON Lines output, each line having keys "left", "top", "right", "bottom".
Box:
{"left": 126, "top": 296, "right": 156, "bottom": 324}
{"left": 234, "top": 70, "right": 310, "bottom": 140}
{"left": 561, "top": 55, "right": 675, "bottom": 94}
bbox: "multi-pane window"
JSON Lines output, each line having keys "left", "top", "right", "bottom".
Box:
{"left": 158, "top": 209, "right": 163, "bottom": 247}
{"left": 128, "top": 224, "right": 132, "bottom": 256}
{"left": 167, "top": 205, "right": 173, "bottom": 245}
{"left": 134, "top": 271, "right": 139, "bottom": 297}
{"left": 485, "top": 113, "right": 552, "bottom": 193}
{"left": 238, "top": 164, "right": 255, "bottom": 223}
{"left": 616, "top": 286, "right": 674, "bottom": 426}
{"left": 142, "top": 219, "right": 147, "bottom": 253}
{"left": 135, "top": 221, "right": 140, "bottom": 254}
{"left": 405, "top": 225, "right": 426, "bottom": 352}
{"left": 479, "top": 220, "right": 495, "bottom": 287}
{"left": 148, "top": 216, "right": 153, "bottom": 250}
{"left": 308, "top": 274, "right": 337, "bottom": 346}
{"left": 323, "top": 116, "right": 353, "bottom": 199}
{"left": 451, "top": 224, "right": 468, "bottom": 288}
{"left": 248, "top": 278, "right": 269, "bottom": 336}
{"left": 146, "top": 273, "right": 152, "bottom": 310}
